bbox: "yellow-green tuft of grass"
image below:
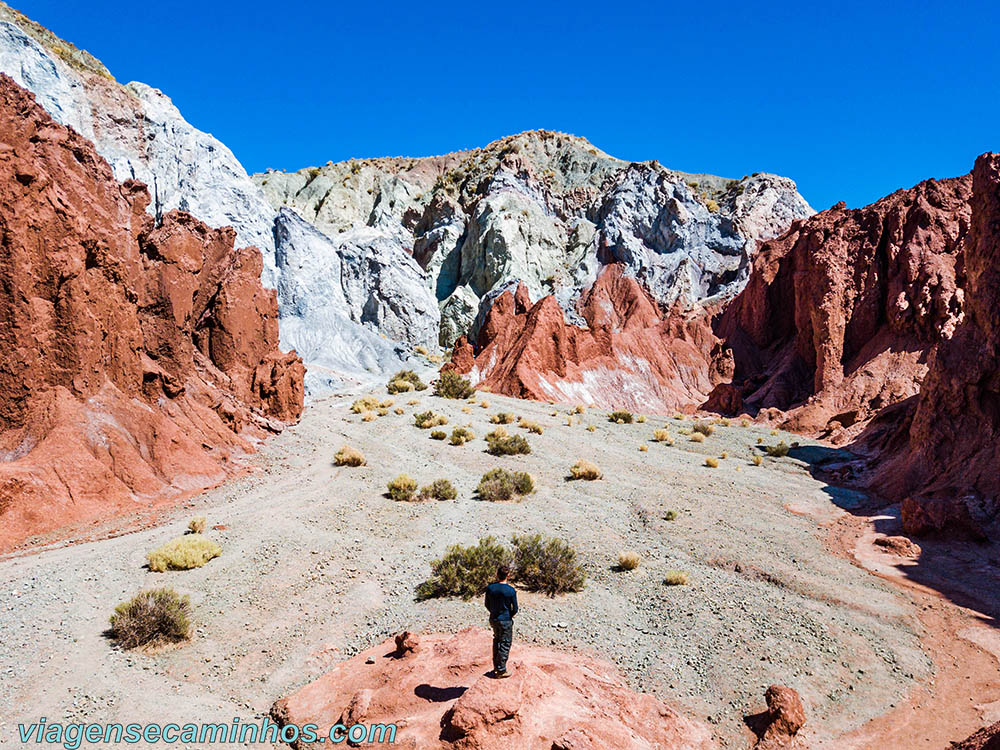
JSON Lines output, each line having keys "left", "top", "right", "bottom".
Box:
{"left": 566, "top": 416, "right": 575, "bottom": 426}
{"left": 461, "top": 406, "right": 472, "bottom": 414}
{"left": 490, "top": 412, "right": 515, "bottom": 424}
{"left": 480, "top": 400, "right": 490, "bottom": 408}
{"left": 704, "top": 457, "right": 719, "bottom": 468}
{"left": 569, "top": 459, "right": 602, "bottom": 480}
{"left": 573, "top": 404, "right": 586, "bottom": 414}
{"left": 664, "top": 570, "right": 690, "bottom": 586}
{"left": 350, "top": 396, "right": 380, "bottom": 414}
{"left": 586, "top": 424, "right": 596, "bottom": 432}
{"left": 450, "top": 427, "right": 475, "bottom": 446}
{"left": 673, "top": 412, "right": 684, "bottom": 420}
{"left": 608, "top": 410, "right": 634, "bottom": 423}
{"left": 187, "top": 516, "right": 206, "bottom": 535}
{"left": 408, "top": 399, "right": 420, "bottom": 406}
{"left": 418, "top": 478, "right": 457, "bottom": 501}
{"left": 518, "top": 418, "right": 543, "bottom": 434}
{"left": 387, "top": 474, "right": 418, "bottom": 501}
{"left": 334, "top": 445, "right": 366, "bottom": 466}
{"left": 692, "top": 421, "right": 715, "bottom": 436}
{"left": 414, "top": 411, "right": 448, "bottom": 428}
{"left": 664, "top": 509, "right": 678, "bottom": 521}
{"left": 770, "top": 429, "right": 779, "bottom": 436}
{"left": 637, "top": 415, "right": 646, "bottom": 423}
{"left": 690, "top": 432, "right": 705, "bottom": 443}
{"left": 376, "top": 407, "right": 388, "bottom": 417}
{"left": 765, "top": 441, "right": 790, "bottom": 457}
{"left": 752, "top": 455, "right": 763, "bottom": 466}
{"left": 740, "top": 418, "right": 750, "bottom": 427}
{"left": 394, "top": 407, "right": 405, "bottom": 415}
{"left": 652, "top": 428, "right": 671, "bottom": 442}
{"left": 639, "top": 444, "right": 648, "bottom": 452}
{"left": 414, "top": 345, "right": 429, "bottom": 356}
{"left": 757, "top": 437, "right": 764, "bottom": 444}
{"left": 434, "top": 370, "right": 476, "bottom": 399}
{"left": 379, "top": 399, "right": 394, "bottom": 408}
{"left": 147, "top": 535, "right": 221, "bottom": 572}
{"left": 617, "top": 551, "right": 641, "bottom": 570}
{"left": 430, "top": 430, "right": 447, "bottom": 440}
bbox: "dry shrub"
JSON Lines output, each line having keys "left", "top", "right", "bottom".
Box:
{"left": 586, "top": 424, "right": 596, "bottom": 432}
{"left": 416, "top": 536, "right": 512, "bottom": 600}
{"left": 617, "top": 551, "right": 641, "bottom": 570}
{"left": 566, "top": 416, "right": 575, "bottom": 426}
{"left": 414, "top": 345, "right": 429, "bottom": 356}
{"left": 765, "top": 442, "right": 790, "bottom": 457}
{"left": 573, "top": 404, "right": 586, "bottom": 414}
{"left": 639, "top": 444, "right": 649, "bottom": 452}
{"left": 740, "top": 419, "right": 750, "bottom": 427}
{"left": 704, "top": 457, "right": 719, "bottom": 468}
{"left": 407, "top": 399, "right": 420, "bottom": 406}
{"left": 109, "top": 588, "right": 191, "bottom": 649}
{"left": 512, "top": 534, "right": 586, "bottom": 596}
{"left": 752, "top": 455, "right": 763, "bottom": 466}
{"left": 770, "top": 429, "right": 779, "bottom": 436}
{"left": 486, "top": 429, "right": 531, "bottom": 455}
{"left": 664, "top": 570, "right": 690, "bottom": 586}
{"left": 376, "top": 407, "right": 388, "bottom": 417}
{"left": 387, "top": 474, "right": 418, "bottom": 501}
{"left": 147, "top": 535, "right": 221, "bottom": 572}
{"left": 394, "top": 407, "right": 404, "bottom": 415}
{"left": 361, "top": 411, "right": 376, "bottom": 422}
{"left": 434, "top": 370, "right": 475, "bottom": 399}
{"left": 609, "top": 410, "right": 634, "bottom": 423}
{"left": 450, "top": 427, "right": 475, "bottom": 446}
{"left": 518, "top": 418, "right": 543, "bottom": 434}
{"left": 480, "top": 400, "right": 490, "bottom": 408}
{"left": 461, "top": 406, "right": 472, "bottom": 414}
{"left": 720, "top": 452, "right": 728, "bottom": 459}
{"left": 692, "top": 421, "right": 715, "bottom": 436}
{"left": 419, "top": 479, "right": 457, "bottom": 501}
{"left": 414, "top": 410, "right": 448, "bottom": 428}
{"left": 673, "top": 413, "right": 684, "bottom": 420}
{"left": 652, "top": 429, "right": 671, "bottom": 442}
{"left": 637, "top": 415, "right": 647, "bottom": 423}
{"left": 187, "top": 516, "right": 206, "bottom": 535}
{"left": 690, "top": 432, "right": 705, "bottom": 443}
{"left": 334, "top": 445, "right": 366, "bottom": 466}
{"left": 569, "top": 459, "right": 602, "bottom": 480}
{"left": 430, "top": 430, "right": 447, "bottom": 441}
{"left": 388, "top": 369, "right": 428, "bottom": 394}
{"left": 757, "top": 437, "right": 764, "bottom": 444}
{"left": 476, "top": 468, "right": 535, "bottom": 502}
{"left": 490, "top": 412, "right": 515, "bottom": 424}
{"left": 350, "top": 396, "right": 379, "bottom": 414}
{"left": 379, "top": 399, "right": 394, "bottom": 408}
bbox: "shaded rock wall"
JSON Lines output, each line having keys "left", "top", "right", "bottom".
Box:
{"left": 714, "top": 173, "right": 971, "bottom": 439}
{"left": 0, "top": 75, "right": 304, "bottom": 552}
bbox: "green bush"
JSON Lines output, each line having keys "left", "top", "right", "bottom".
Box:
{"left": 387, "top": 474, "right": 418, "bottom": 501}
{"left": 476, "top": 468, "right": 534, "bottom": 502}
{"left": 434, "top": 370, "right": 476, "bottom": 399}
{"left": 485, "top": 429, "right": 531, "bottom": 455}
{"left": 511, "top": 534, "right": 586, "bottom": 596}
{"left": 147, "top": 535, "right": 221, "bottom": 572}
{"left": 109, "top": 588, "right": 191, "bottom": 649}
{"left": 419, "top": 479, "right": 457, "bottom": 501}
{"left": 450, "top": 427, "right": 475, "bottom": 445}
{"left": 416, "top": 537, "right": 512, "bottom": 600}
{"left": 608, "top": 410, "right": 634, "bottom": 424}
{"left": 692, "top": 421, "right": 715, "bottom": 436}
{"left": 387, "top": 370, "right": 428, "bottom": 394}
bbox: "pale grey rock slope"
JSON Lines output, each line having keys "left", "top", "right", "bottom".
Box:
{"left": 0, "top": 2, "right": 440, "bottom": 389}
{"left": 255, "top": 131, "right": 814, "bottom": 345}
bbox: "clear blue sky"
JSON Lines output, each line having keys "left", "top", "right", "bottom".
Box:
{"left": 12, "top": 0, "right": 1000, "bottom": 210}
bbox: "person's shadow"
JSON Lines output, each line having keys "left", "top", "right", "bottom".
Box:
{"left": 414, "top": 684, "right": 467, "bottom": 702}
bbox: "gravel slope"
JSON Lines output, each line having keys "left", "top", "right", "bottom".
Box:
{"left": 0, "top": 387, "right": 930, "bottom": 747}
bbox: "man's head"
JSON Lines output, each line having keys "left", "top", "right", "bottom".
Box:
{"left": 496, "top": 564, "right": 510, "bottom": 582}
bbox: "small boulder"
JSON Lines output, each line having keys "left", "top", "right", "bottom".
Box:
{"left": 394, "top": 631, "right": 420, "bottom": 656}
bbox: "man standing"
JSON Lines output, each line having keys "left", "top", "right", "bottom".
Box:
{"left": 484, "top": 565, "right": 518, "bottom": 678}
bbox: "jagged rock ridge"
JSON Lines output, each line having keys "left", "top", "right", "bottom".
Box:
{"left": 255, "top": 130, "right": 814, "bottom": 346}
{"left": 0, "top": 74, "right": 304, "bottom": 552}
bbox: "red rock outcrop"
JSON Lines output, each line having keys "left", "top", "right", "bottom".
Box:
{"left": 0, "top": 75, "right": 304, "bottom": 552}
{"left": 886, "top": 153, "right": 1000, "bottom": 539}
{"left": 713, "top": 174, "right": 971, "bottom": 440}
{"left": 951, "top": 720, "right": 1000, "bottom": 750}
{"left": 751, "top": 685, "right": 807, "bottom": 749}
{"left": 272, "top": 628, "right": 716, "bottom": 750}
{"left": 448, "top": 265, "right": 726, "bottom": 414}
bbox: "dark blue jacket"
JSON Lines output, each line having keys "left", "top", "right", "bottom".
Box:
{"left": 484, "top": 582, "right": 518, "bottom": 621}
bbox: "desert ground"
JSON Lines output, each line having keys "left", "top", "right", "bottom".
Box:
{"left": 1, "top": 382, "right": 997, "bottom": 748}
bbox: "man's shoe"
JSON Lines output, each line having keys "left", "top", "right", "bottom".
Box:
{"left": 494, "top": 669, "right": 511, "bottom": 678}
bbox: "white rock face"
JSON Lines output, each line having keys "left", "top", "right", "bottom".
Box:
{"left": 0, "top": 4, "right": 442, "bottom": 390}
{"left": 255, "top": 131, "right": 814, "bottom": 346}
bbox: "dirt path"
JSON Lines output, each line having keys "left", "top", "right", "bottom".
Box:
{"left": 0, "top": 387, "right": 990, "bottom": 748}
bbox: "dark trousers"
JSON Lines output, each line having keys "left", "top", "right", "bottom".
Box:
{"left": 490, "top": 618, "right": 513, "bottom": 672}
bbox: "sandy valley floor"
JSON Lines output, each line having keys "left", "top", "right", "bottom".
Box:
{"left": 1, "top": 385, "right": 997, "bottom": 748}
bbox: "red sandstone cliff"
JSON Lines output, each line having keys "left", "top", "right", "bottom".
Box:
{"left": 888, "top": 153, "right": 1000, "bottom": 539}
{"left": 713, "top": 174, "right": 971, "bottom": 440}
{"left": 449, "top": 265, "right": 727, "bottom": 413}
{"left": 0, "top": 75, "right": 304, "bottom": 552}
